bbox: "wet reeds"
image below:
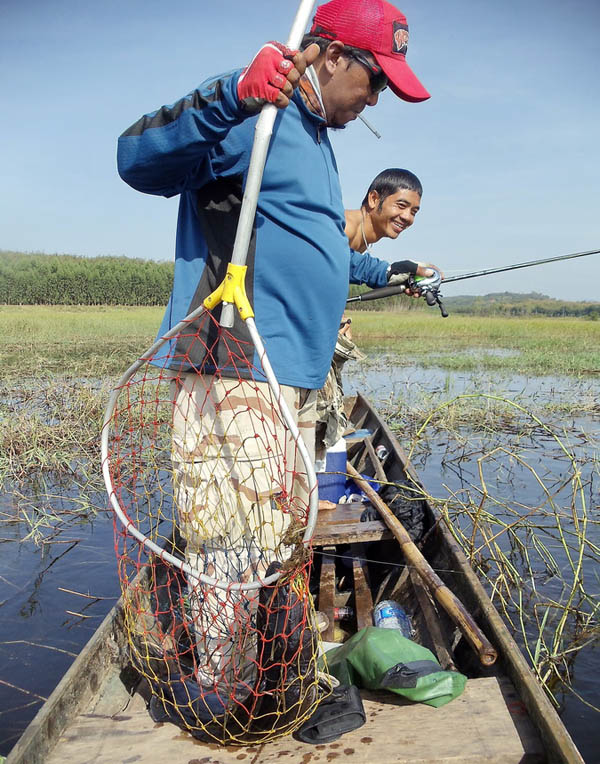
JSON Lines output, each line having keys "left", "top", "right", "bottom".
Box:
{"left": 383, "top": 389, "right": 600, "bottom": 709}
{"left": 0, "top": 380, "right": 109, "bottom": 542}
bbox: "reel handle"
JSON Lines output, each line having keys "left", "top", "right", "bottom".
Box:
{"left": 409, "top": 268, "right": 449, "bottom": 317}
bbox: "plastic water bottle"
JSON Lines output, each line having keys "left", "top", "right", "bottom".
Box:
{"left": 375, "top": 444, "right": 389, "bottom": 460}
{"left": 373, "top": 600, "right": 413, "bottom": 638}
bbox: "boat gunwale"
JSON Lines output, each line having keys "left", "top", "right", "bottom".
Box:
{"left": 5, "top": 597, "right": 129, "bottom": 764}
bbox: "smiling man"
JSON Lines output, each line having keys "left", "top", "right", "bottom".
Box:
{"left": 345, "top": 168, "right": 436, "bottom": 284}
{"left": 316, "top": 168, "right": 438, "bottom": 471}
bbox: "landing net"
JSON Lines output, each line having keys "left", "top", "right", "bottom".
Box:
{"left": 104, "top": 310, "right": 323, "bottom": 744}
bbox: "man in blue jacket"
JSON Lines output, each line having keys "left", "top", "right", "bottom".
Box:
{"left": 117, "top": 0, "right": 430, "bottom": 691}
{"left": 118, "top": 0, "right": 429, "bottom": 390}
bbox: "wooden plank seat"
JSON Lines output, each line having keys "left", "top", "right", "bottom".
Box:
{"left": 315, "top": 503, "right": 379, "bottom": 638}
{"left": 312, "top": 501, "right": 392, "bottom": 546}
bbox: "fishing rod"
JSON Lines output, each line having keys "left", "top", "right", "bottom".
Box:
{"left": 347, "top": 248, "right": 600, "bottom": 318}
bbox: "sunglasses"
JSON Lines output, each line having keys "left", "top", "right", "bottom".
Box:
{"left": 345, "top": 49, "right": 388, "bottom": 94}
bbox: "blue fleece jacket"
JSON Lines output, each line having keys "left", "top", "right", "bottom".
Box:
{"left": 118, "top": 69, "right": 389, "bottom": 389}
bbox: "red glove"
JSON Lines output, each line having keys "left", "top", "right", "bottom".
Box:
{"left": 237, "top": 41, "right": 297, "bottom": 113}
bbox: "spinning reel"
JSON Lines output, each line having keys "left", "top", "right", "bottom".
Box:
{"left": 407, "top": 270, "right": 448, "bottom": 317}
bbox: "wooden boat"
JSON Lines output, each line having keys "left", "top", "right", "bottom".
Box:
{"left": 7, "top": 394, "right": 583, "bottom": 764}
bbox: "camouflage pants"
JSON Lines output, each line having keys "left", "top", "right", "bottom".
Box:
{"left": 170, "top": 373, "right": 316, "bottom": 686}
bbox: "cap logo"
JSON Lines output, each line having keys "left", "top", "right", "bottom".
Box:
{"left": 392, "top": 21, "right": 409, "bottom": 55}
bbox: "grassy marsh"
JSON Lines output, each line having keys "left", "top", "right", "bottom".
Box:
{"left": 347, "top": 309, "right": 600, "bottom": 376}
{"left": 1, "top": 305, "right": 600, "bottom": 378}
{"left": 1, "top": 305, "right": 597, "bottom": 516}
{"left": 0, "top": 305, "right": 160, "bottom": 378}
{"left": 1, "top": 304, "right": 598, "bottom": 535}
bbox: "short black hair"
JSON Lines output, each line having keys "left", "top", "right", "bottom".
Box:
{"left": 361, "top": 168, "right": 423, "bottom": 208}
{"left": 301, "top": 35, "right": 378, "bottom": 71}
{"left": 301, "top": 34, "right": 332, "bottom": 53}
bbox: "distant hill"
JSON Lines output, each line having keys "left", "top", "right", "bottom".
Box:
{"left": 442, "top": 291, "right": 600, "bottom": 318}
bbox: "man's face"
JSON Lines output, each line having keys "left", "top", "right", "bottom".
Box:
{"left": 321, "top": 51, "right": 383, "bottom": 128}
{"left": 369, "top": 189, "right": 421, "bottom": 239}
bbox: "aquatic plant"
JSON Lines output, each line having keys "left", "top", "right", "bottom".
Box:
{"left": 0, "top": 380, "right": 109, "bottom": 541}
{"left": 389, "top": 392, "right": 600, "bottom": 712}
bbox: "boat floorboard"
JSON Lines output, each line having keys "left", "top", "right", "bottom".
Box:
{"left": 45, "top": 669, "right": 545, "bottom": 764}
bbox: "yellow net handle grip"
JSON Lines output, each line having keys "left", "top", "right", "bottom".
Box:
{"left": 203, "top": 263, "right": 254, "bottom": 321}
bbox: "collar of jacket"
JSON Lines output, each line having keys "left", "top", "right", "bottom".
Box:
{"left": 296, "top": 74, "right": 346, "bottom": 131}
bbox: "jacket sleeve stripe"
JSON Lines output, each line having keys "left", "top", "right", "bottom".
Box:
{"left": 120, "top": 81, "right": 224, "bottom": 138}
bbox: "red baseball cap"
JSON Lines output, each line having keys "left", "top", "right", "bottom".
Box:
{"left": 310, "top": 0, "right": 430, "bottom": 103}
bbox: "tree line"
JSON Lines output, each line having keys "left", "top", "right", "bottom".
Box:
{"left": 0, "top": 251, "right": 174, "bottom": 305}
{"left": 0, "top": 252, "right": 427, "bottom": 311}
{"left": 1, "top": 252, "right": 597, "bottom": 316}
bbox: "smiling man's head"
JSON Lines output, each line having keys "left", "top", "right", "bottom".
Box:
{"left": 362, "top": 168, "right": 422, "bottom": 240}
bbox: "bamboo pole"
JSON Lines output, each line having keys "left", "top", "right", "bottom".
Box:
{"left": 346, "top": 461, "right": 498, "bottom": 666}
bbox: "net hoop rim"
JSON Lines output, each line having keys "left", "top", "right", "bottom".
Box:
{"left": 101, "top": 309, "right": 319, "bottom": 593}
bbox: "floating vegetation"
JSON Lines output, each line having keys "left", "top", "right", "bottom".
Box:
{"left": 386, "top": 391, "right": 600, "bottom": 711}
{"left": 0, "top": 376, "right": 176, "bottom": 544}
{"left": 0, "top": 380, "right": 110, "bottom": 542}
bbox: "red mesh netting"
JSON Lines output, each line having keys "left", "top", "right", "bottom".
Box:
{"left": 105, "top": 309, "right": 325, "bottom": 744}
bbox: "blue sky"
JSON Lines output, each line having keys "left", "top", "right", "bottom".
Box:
{"left": 2, "top": 0, "right": 599, "bottom": 300}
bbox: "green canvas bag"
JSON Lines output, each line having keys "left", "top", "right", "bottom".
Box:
{"left": 322, "top": 627, "right": 467, "bottom": 708}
